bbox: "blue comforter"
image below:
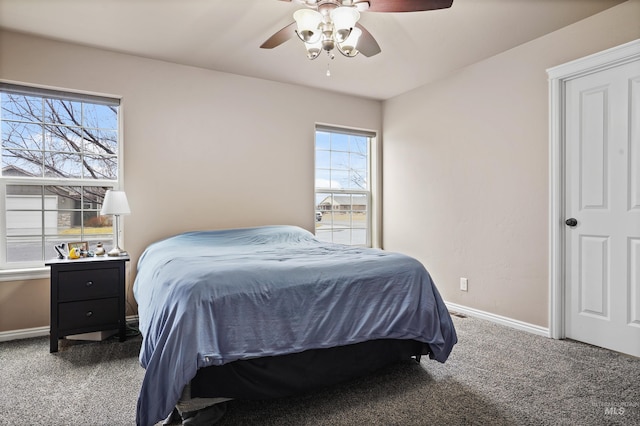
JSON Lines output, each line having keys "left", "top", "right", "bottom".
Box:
{"left": 134, "top": 225, "right": 456, "bottom": 426}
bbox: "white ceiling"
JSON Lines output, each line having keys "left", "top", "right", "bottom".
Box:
{"left": 0, "top": 0, "right": 626, "bottom": 100}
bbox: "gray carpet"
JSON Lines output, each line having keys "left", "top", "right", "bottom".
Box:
{"left": 0, "top": 315, "right": 638, "bottom": 426}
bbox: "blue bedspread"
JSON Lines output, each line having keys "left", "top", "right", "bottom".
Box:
{"left": 134, "top": 225, "right": 456, "bottom": 426}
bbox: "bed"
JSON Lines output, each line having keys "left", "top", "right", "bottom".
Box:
{"left": 133, "top": 225, "right": 457, "bottom": 425}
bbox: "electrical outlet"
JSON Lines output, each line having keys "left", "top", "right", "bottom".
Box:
{"left": 460, "top": 277, "right": 468, "bottom": 292}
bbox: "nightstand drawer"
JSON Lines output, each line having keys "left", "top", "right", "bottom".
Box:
{"left": 58, "top": 268, "right": 119, "bottom": 301}
{"left": 58, "top": 298, "right": 120, "bottom": 331}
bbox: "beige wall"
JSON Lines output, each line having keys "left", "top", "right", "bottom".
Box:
{"left": 382, "top": 0, "right": 640, "bottom": 327}
{"left": 0, "top": 30, "right": 382, "bottom": 332}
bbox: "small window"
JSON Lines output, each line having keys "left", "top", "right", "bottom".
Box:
{"left": 315, "top": 126, "right": 373, "bottom": 247}
{"left": 1, "top": 83, "right": 121, "bottom": 270}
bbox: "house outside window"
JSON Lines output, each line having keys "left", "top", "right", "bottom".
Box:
{"left": 315, "top": 125, "right": 374, "bottom": 247}
{"left": 0, "top": 83, "right": 121, "bottom": 275}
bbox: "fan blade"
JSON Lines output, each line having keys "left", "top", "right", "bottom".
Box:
{"left": 365, "top": 0, "right": 453, "bottom": 13}
{"left": 355, "top": 23, "right": 381, "bottom": 57}
{"left": 260, "top": 22, "right": 297, "bottom": 49}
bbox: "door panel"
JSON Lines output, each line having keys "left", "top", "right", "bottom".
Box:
{"left": 630, "top": 238, "right": 640, "bottom": 326}
{"left": 565, "top": 59, "right": 640, "bottom": 358}
{"left": 579, "top": 88, "right": 607, "bottom": 210}
{"left": 631, "top": 77, "right": 640, "bottom": 211}
{"left": 578, "top": 235, "right": 608, "bottom": 318}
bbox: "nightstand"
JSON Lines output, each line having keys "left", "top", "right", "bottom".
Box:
{"left": 46, "top": 255, "right": 130, "bottom": 353}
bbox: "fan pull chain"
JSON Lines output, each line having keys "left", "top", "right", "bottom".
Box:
{"left": 326, "top": 50, "right": 334, "bottom": 77}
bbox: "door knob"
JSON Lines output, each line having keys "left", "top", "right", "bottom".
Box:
{"left": 565, "top": 218, "right": 578, "bottom": 227}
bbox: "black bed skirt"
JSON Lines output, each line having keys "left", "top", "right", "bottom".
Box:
{"left": 191, "top": 339, "right": 429, "bottom": 400}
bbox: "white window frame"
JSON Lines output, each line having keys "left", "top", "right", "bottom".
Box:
{"left": 314, "top": 124, "right": 379, "bottom": 248}
{"left": 0, "top": 82, "right": 123, "bottom": 281}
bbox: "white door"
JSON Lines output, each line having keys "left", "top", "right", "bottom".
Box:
{"left": 564, "top": 58, "right": 640, "bottom": 358}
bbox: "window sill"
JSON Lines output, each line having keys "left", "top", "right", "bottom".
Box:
{"left": 0, "top": 267, "right": 49, "bottom": 282}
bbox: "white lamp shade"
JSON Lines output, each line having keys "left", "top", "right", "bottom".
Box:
{"left": 339, "top": 26, "right": 362, "bottom": 55}
{"left": 304, "top": 39, "right": 322, "bottom": 59}
{"left": 330, "top": 7, "right": 359, "bottom": 41}
{"left": 100, "top": 190, "right": 131, "bottom": 216}
{"left": 293, "top": 9, "right": 323, "bottom": 42}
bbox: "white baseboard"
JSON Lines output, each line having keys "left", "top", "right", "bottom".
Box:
{"left": 0, "top": 325, "right": 49, "bottom": 342}
{"left": 0, "top": 315, "right": 139, "bottom": 343}
{"left": 445, "top": 302, "right": 550, "bottom": 338}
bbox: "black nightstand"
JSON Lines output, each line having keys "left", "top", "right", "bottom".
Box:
{"left": 46, "top": 255, "right": 130, "bottom": 353}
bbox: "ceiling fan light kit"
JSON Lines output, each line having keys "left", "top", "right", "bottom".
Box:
{"left": 261, "top": 0, "right": 454, "bottom": 63}
{"left": 293, "top": 4, "right": 361, "bottom": 59}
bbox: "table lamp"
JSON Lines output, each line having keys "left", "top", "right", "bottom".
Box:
{"left": 100, "top": 190, "right": 131, "bottom": 256}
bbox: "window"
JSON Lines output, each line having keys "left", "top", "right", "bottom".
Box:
{"left": 1, "top": 83, "right": 121, "bottom": 273}
{"left": 315, "top": 126, "right": 374, "bottom": 247}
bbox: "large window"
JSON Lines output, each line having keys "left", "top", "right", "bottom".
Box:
{"left": 315, "top": 126, "right": 374, "bottom": 247}
{"left": 0, "top": 83, "right": 121, "bottom": 272}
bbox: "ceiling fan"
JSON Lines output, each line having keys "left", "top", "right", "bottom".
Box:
{"left": 260, "top": 0, "right": 454, "bottom": 60}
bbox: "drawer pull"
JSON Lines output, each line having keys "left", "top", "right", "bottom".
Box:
{"left": 86, "top": 311, "right": 93, "bottom": 317}
{"left": 85, "top": 281, "right": 94, "bottom": 287}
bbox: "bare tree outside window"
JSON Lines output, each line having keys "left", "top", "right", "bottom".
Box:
{"left": 315, "top": 128, "right": 372, "bottom": 247}
{"left": 2, "top": 95, "right": 118, "bottom": 180}
{"left": 1, "top": 86, "right": 120, "bottom": 267}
